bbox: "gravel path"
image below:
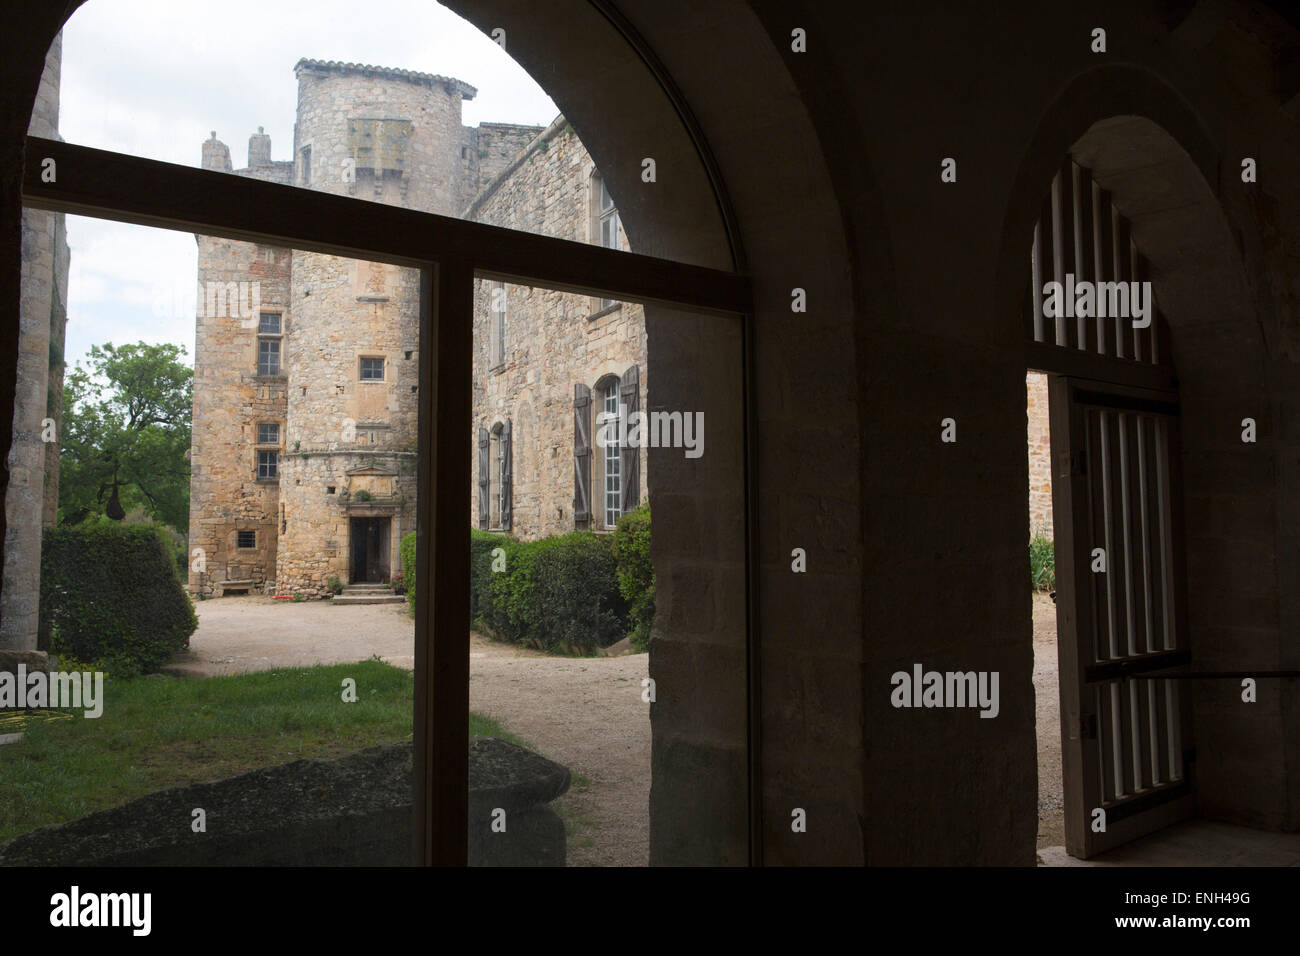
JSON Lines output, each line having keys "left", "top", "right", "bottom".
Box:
{"left": 177, "top": 596, "right": 649, "bottom": 866}
{"left": 1032, "top": 591, "right": 1064, "bottom": 850}
{"left": 181, "top": 593, "right": 1060, "bottom": 862}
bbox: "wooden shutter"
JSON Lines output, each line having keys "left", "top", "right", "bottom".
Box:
{"left": 477, "top": 426, "right": 489, "bottom": 529}
{"left": 573, "top": 384, "right": 591, "bottom": 528}
{"left": 620, "top": 364, "right": 640, "bottom": 514}
{"left": 501, "top": 418, "right": 512, "bottom": 532}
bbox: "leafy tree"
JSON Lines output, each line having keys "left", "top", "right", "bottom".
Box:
{"left": 58, "top": 341, "right": 192, "bottom": 531}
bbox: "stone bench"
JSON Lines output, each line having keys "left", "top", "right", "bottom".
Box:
{"left": 0, "top": 737, "right": 570, "bottom": 866}
{"left": 217, "top": 578, "right": 256, "bottom": 596}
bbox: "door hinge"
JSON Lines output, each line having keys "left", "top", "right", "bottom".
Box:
{"left": 1079, "top": 713, "right": 1098, "bottom": 739}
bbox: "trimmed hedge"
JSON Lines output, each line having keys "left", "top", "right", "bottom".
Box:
{"left": 403, "top": 519, "right": 655, "bottom": 655}
{"left": 613, "top": 504, "right": 654, "bottom": 652}
{"left": 483, "top": 532, "right": 627, "bottom": 652}
{"left": 39, "top": 524, "right": 198, "bottom": 676}
{"left": 470, "top": 529, "right": 509, "bottom": 622}
{"left": 400, "top": 530, "right": 418, "bottom": 609}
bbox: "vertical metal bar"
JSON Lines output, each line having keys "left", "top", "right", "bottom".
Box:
{"left": 1051, "top": 164, "right": 1074, "bottom": 348}
{"left": 1117, "top": 413, "right": 1137, "bottom": 657}
{"left": 1155, "top": 418, "right": 1174, "bottom": 651}
{"left": 1031, "top": 219, "right": 1045, "bottom": 343}
{"left": 1150, "top": 678, "right": 1167, "bottom": 787}
{"left": 1130, "top": 242, "right": 1145, "bottom": 363}
{"left": 1098, "top": 410, "right": 1119, "bottom": 659}
{"left": 1169, "top": 680, "right": 1184, "bottom": 781}
{"left": 1144, "top": 259, "right": 1160, "bottom": 367}
{"left": 1110, "top": 682, "right": 1128, "bottom": 796}
{"left": 1072, "top": 163, "right": 1092, "bottom": 351}
{"left": 1118, "top": 679, "right": 1137, "bottom": 796}
{"left": 414, "top": 258, "right": 473, "bottom": 865}
{"left": 1111, "top": 208, "right": 1129, "bottom": 360}
{"left": 1097, "top": 683, "right": 1116, "bottom": 802}
{"left": 1091, "top": 183, "right": 1110, "bottom": 356}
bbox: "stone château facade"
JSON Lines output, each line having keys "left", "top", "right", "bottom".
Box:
{"left": 187, "top": 59, "right": 647, "bottom": 598}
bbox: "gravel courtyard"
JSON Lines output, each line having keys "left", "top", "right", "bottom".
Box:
{"left": 177, "top": 592, "right": 1063, "bottom": 863}
{"left": 175, "top": 596, "right": 650, "bottom": 866}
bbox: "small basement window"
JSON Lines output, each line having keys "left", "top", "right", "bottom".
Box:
{"left": 237, "top": 530, "right": 256, "bottom": 549}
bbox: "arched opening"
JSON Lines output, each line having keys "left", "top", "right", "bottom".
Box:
{"left": 2, "top": 0, "right": 770, "bottom": 868}
{"left": 1005, "top": 91, "right": 1279, "bottom": 859}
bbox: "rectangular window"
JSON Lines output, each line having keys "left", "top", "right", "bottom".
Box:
{"left": 300, "top": 145, "right": 311, "bottom": 185}
{"left": 237, "top": 530, "right": 256, "bottom": 549}
{"left": 360, "top": 356, "right": 385, "bottom": 381}
{"left": 257, "top": 423, "right": 280, "bottom": 445}
{"left": 258, "top": 312, "right": 281, "bottom": 334}
{"left": 598, "top": 179, "right": 621, "bottom": 310}
{"left": 257, "top": 449, "right": 278, "bottom": 480}
{"left": 494, "top": 282, "right": 507, "bottom": 366}
{"left": 257, "top": 338, "right": 280, "bottom": 376}
{"left": 498, "top": 434, "right": 508, "bottom": 522}
{"left": 603, "top": 381, "right": 621, "bottom": 528}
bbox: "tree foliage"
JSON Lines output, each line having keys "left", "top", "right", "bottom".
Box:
{"left": 59, "top": 342, "right": 192, "bottom": 531}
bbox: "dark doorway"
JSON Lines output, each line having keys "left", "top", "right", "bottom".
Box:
{"left": 350, "top": 517, "right": 391, "bottom": 583}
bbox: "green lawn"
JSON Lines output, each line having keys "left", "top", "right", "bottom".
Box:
{"left": 0, "top": 660, "right": 515, "bottom": 844}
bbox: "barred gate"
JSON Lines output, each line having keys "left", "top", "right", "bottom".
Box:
{"left": 1030, "top": 157, "right": 1195, "bottom": 858}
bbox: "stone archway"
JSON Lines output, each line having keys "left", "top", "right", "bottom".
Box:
{"left": 3, "top": 0, "right": 873, "bottom": 865}
{"left": 996, "top": 67, "right": 1290, "bottom": 837}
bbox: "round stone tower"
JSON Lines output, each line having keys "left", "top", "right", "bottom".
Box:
{"left": 275, "top": 61, "right": 476, "bottom": 594}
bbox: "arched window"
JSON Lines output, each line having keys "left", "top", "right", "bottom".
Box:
{"left": 482, "top": 419, "right": 512, "bottom": 532}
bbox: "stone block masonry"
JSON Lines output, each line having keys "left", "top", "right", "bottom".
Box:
{"left": 0, "top": 32, "right": 68, "bottom": 650}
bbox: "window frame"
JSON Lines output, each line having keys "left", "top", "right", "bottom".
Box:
{"left": 236, "top": 529, "right": 257, "bottom": 550}
{"left": 590, "top": 171, "right": 623, "bottom": 313}
{"left": 20, "top": 132, "right": 751, "bottom": 867}
{"left": 257, "top": 333, "right": 281, "bottom": 377}
{"left": 256, "top": 448, "right": 279, "bottom": 481}
{"left": 359, "top": 355, "right": 386, "bottom": 382}
{"left": 599, "top": 376, "right": 622, "bottom": 529}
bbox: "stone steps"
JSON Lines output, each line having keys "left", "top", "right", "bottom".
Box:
{"left": 333, "top": 585, "right": 406, "bottom": 606}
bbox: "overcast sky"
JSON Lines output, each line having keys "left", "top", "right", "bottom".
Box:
{"left": 59, "top": 0, "right": 558, "bottom": 372}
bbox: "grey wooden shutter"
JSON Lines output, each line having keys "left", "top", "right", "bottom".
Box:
{"left": 477, "top": 426, "right": 490, "bottom": 529}
{"left": 620, "top": 364, "right": 640, "bottom": 514}
{"left": 573, "top": 384, "right": 591, "bottom": 527}
{"left": 501, "top": 418, "right": 512, "bottom": 531}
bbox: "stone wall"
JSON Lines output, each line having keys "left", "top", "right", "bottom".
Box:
{"left": 276, "top": 253, "right": 421, "bottom": 594}
{"left": 191, "top": 61, "right": 471, "bottom": 595}
{"left": 1026, "top": 372, "right": 1053, "bottom": 536}
{"left": 1, "top": 32, "right": 66, "bottom": 650}
{"left": 292, "top": 59, "right": 474, "bottom": 216}
{"left": 187, "top": 128, "right": 294, "bottom": 597}
{"left": 467, "top": 118, "right": 648, "bottom": 539}
{"left": 459, "top": 122, "right": 544, "bottom": 212}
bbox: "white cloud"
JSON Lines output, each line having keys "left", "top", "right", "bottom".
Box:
{"left": 57, "top": 0, "right": 559, "bottom": 368}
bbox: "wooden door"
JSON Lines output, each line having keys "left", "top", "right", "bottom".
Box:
{"left": 1048, "top": 376, "right": 1196, "bottom": 858}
